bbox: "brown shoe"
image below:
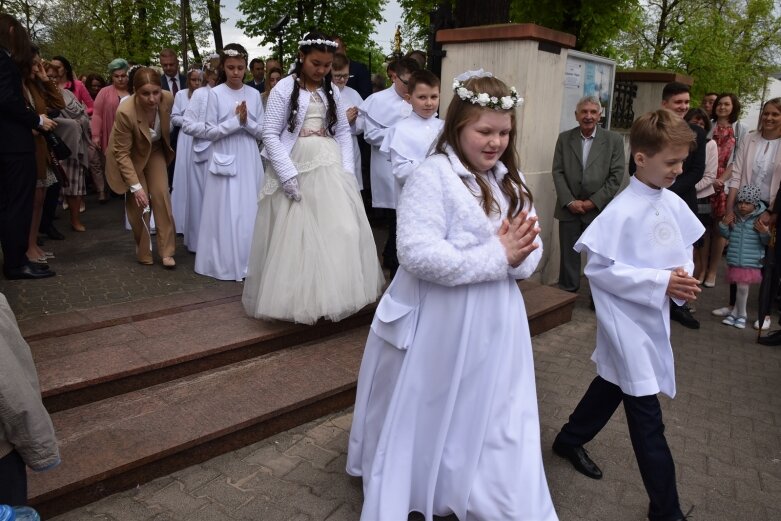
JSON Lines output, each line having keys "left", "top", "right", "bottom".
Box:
{"left": 162, "top": 257, "right": 176, "bottom": 269}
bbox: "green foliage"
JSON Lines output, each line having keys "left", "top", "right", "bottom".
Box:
{"left": 236, "top": 0, "right": 386, "bottom": 67}
{"left": 3, "top": 0, "right": 214, "bottom": 76}
{"left": 511, "top": 0, "right": 642, "bottom": 55}
{"left": 620, "top": 0, "right": 781, "bottom": 104}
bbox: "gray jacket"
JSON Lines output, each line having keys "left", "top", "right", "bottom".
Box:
{"left": 0, "top": 293, "right": 60, "bottom": 471}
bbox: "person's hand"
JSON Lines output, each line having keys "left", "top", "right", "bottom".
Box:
{"left": 759, "top": 210, "right": 773, "bottom": 227}
{"left": 666, "top": 267, "right": 701, "bottom": 301}
{"left": 567, "top": 201, "right": 585, "bottom": 214}
{"left": 498, "top": 210, "right": 540, "bottom": 267}
{"left": 39, "top": 115, "right": 56, "bottom": 132}
{"left": 133, "top": 188, "right": 149, "bottom": 209}
{"left": 92, "top": 136, "right": 101, "bottom": 150}
{"left": 236, "top": 101, "right": 247, "bottom": 126}
{"left": 713, "top": 178, "right": 724, "bottom": 190}
{"left": 346, "top": 106, "right": 358, "bottom": 125}
{"left": 755, "top": 218, "right": 770, "bottom": 234}
{"left": 721, "top": 212, "right": 735, "bottom": 226}
{"left": 282, "top": 177, "right": 301, "bottom": 202}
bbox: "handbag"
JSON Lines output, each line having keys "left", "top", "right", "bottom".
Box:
{"left": 710, "top": 188, "right": 727, "bottom": 218}
{"left": 42, "top": 130, "right": 72, "bottom": 160}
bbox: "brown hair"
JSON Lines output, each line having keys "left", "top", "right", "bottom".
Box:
{"left": 760, "top": 98, "right": 781, "bottom": 131}
{"left": 332, "top": 53, "right": 349, "bottom": 70}
{"left": 630, "top": 109, "right": 695, "bottom": 157}
{"left": 434, "top": 75, "right": 531, "bottom": 219}
{"left": 0, "top": 13, "right": 33, "bottom": 72}
{"left": 408, "top": 70, "right": 440, "bottom": 94}
{"left": 132, "top": 67, "right": 161, "bottom": 92}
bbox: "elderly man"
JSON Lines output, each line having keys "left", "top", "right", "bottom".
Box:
{"left": 552, "top": 95, "right": 625, "bottom": 293}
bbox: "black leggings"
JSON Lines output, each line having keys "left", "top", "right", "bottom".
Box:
{"left": 0, "top": 450, "right": 27, "bottom": 505}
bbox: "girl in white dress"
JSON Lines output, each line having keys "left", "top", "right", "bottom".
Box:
{"left": 347, "top": 72, "right": 558, "bottom": 521}
{"left": 242, "top": 31, "right": 384, "bottom": 325}
{"left": 180, "top": 72, "right": 214, "bottom": 253}
{"left": 194, "top": 44, "right": 264, "bottom": 281}
{"left": 170, "top": 68, "right": 203, "bottom": 235}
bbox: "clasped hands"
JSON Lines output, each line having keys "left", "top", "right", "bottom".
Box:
{"left": 498, "top": 211, "right": 540, "bottom": 267}
{"left": 666, "top": 268, "right": 700, "bottom": 302}
{"left": 235, "top": 101, "right": 248, "bottom": 126}
{"left": 567, "top": 199, "right": 595, "bottom": 215}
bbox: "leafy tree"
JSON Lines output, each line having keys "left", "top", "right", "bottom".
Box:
{"left": 619, "top": 0, "right": 781, "bottom": 104}
{"left": 236, "top": 0, "right": 386, "bottom": 67}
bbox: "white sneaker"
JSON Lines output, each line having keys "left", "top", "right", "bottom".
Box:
{"left": 722, "top": 314, "right": 737, "bottom": 326}
{"left": 754, "top": 317, "right": 771, "bottom": 331}
{"left": 712, "top": 306, "right": 734, "bottom": 317}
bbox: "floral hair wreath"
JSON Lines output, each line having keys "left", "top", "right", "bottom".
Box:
{"left": 452, "top": 69, "right": 524, "bottom": 110}
{"left": 222, "top": 48, "right": 248, "bottom": 60}
{"left": 298, "top": 38, "right": 339, "bottom": 49}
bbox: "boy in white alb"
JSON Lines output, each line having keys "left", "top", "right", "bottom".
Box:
{"left": 383, "top": 70, "right": 444, "bottom": 194}
{"left": 552, "top": 110, "right": 703, "bottom": 521}
{"left": 358, "top": 57, "right": 420, "bottom": 274}
{"left": 331, "top": 52, "right": 364, "bottom": 190}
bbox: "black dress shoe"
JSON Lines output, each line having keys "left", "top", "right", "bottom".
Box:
{"left": 45, "top": 225, "right": 65, "bottom": 240}
{"left": 671, "top": 304, "right": 699, "bottom": 329}
{"left": 552, "top": 439, "right": 603, "bottom": 479}
{"left": 4, "top": 263, "right": 56, "bottom": 280}
{"left": 758, "top": 329, "right": 781, "bottom": 346}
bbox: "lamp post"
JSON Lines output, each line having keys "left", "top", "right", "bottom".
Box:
{"left": 271, "top": 14, "right": 290, "bottom": 68}
{"left": 180, "top": 0, "right": 189, "bottom": 71}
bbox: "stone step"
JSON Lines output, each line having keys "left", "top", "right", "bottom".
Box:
{"left": 28, "top": 290, "right": 375, "bottom": 412}
{"left": 26, "top": 281, "right": 575, "bottom": 518}
{"left": 28, "top": 327, "right": 368, "bottom": 519}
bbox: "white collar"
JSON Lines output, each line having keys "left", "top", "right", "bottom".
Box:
{"left": 445, "top": 145, "right": 508, "bottom": 182}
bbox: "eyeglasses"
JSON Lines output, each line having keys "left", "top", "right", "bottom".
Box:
{"left": 397, "top": 76, "right": 410, "bottom": 86}
{"left": 332, "top": 73, "right": 350, "bottom": 80}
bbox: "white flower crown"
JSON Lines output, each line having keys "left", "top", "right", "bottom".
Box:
{"left": 298, "top": 38, "right": 338, "bottom": 48}
{"left": 451, "top": 69, "right": 523, "bottom": 110}
{"left": 223, "top": 49, "right": 247, "bottom": 59}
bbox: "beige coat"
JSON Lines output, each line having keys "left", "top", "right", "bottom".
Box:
{"left": 105, "top": 91, "right": 175, "bottom": 194}
{"left": 728, "top": 130, "right": 781, "bottom": 211}
{"left": 0, "top": 293, "right": 60, "bottom": 471}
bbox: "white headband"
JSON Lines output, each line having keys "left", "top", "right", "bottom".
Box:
{"left": 298, "top": 38, "right": 338, "bottom": 48}
{"left": 452, "top": 69, "right": 524, "bottom": 110}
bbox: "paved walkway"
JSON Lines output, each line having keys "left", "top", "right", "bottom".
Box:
{"left": 2, "top": 197, "right": 779, "bottom": 520}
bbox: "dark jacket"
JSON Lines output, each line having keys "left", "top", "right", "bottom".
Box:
{"left": 347, "top": 60, "right": 372, "bottom": 100}
{"left": 0, "top": 49, "right": 39, "bottom": 155}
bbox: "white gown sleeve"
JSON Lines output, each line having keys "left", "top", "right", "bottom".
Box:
{"left": 170, "top": 91, "right": 187, "bottom": 131}
{"left": 243, "top": 89, "right": 264, "bottom": 140}
{"left": 397, "top": 163, "right": 509, "bottom": 287}
{"left": 362, "top": 112, "right": 389, "bottom": 147}
{"left": 182, "top": 88, "right": 210, "bottom": 138}
{"left": 583, "top": 251, "right": 671, "bottom": 309}
{"left": 203, "top": 89, "right": 242, "bottom": 141}
{"left": 261, "top": 85, "right": 298, "bottom": 183}
{"left": 332, "top": 87, "right": 355, "bottom": 175}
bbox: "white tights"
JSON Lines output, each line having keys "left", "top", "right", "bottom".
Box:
{"left": 734, "top": 283, "right": 749, "bottom": 318}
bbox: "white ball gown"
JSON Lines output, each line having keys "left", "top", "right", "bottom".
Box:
{"left": 242, "top": 93, "right": 384, "bottom": 325}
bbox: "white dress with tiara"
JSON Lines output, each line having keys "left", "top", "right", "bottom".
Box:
{"left": 242, "top": 79, "right": 384, "bottom": 324}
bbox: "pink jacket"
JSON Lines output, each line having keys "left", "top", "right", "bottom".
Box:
{"left": 65, "top": 79, "right": 94, "bottom": 116}
{"left": 91, "top": 85, "right": 123, "bottom": 151}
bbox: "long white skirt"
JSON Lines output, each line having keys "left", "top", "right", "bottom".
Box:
{"left": 347, "top": 270, "right": 558, "bottom": 521}
{"left": 242, "top": 135, "right": 383, "bottom": 325}
{"left": 171, "top": 130, "right": 192, "bottom": 235}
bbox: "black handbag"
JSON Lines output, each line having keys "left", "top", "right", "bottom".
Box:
{"left": 42, "top": 130, "right": 71, "bottom": 160}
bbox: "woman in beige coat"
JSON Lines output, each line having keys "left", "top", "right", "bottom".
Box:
{"left": 105, "top": 67, "right": 176, "bottom": 267}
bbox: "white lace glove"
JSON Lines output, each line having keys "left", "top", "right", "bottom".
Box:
{"left": 282, "top": 177, "right": 302, "bottom": 201}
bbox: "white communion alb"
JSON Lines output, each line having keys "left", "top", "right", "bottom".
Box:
{"left": 347, "top": 147, "right": 557, "bottom": 521}
{"left": 194, "top": 83, "right": 264, "bottom": 281}
{"left": 359, "top": 85, "right": 412, "bottom": 209}
{"left": 170, "top": 89, "right": 193, "bottom": 235}
{"left": 338, "top": 84, "right": 365, "bottom": 189}
{"left": 575, "top": 176, "right": 705, "bottom": 398}
{"left": 179, "top": 85, "right": 212, "bottom": 252}
{"left": 383, "top": 110, "right": 444, "bottom": 193}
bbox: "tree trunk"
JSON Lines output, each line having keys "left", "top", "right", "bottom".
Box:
{"left": 185, "top": 0, "right": 201, "bottom": 64}
{"left": 454, "top": 0, "right": 510, "bottom": 27}
{"left": 205, "top": 0, "right": 223, "bottom": 52}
